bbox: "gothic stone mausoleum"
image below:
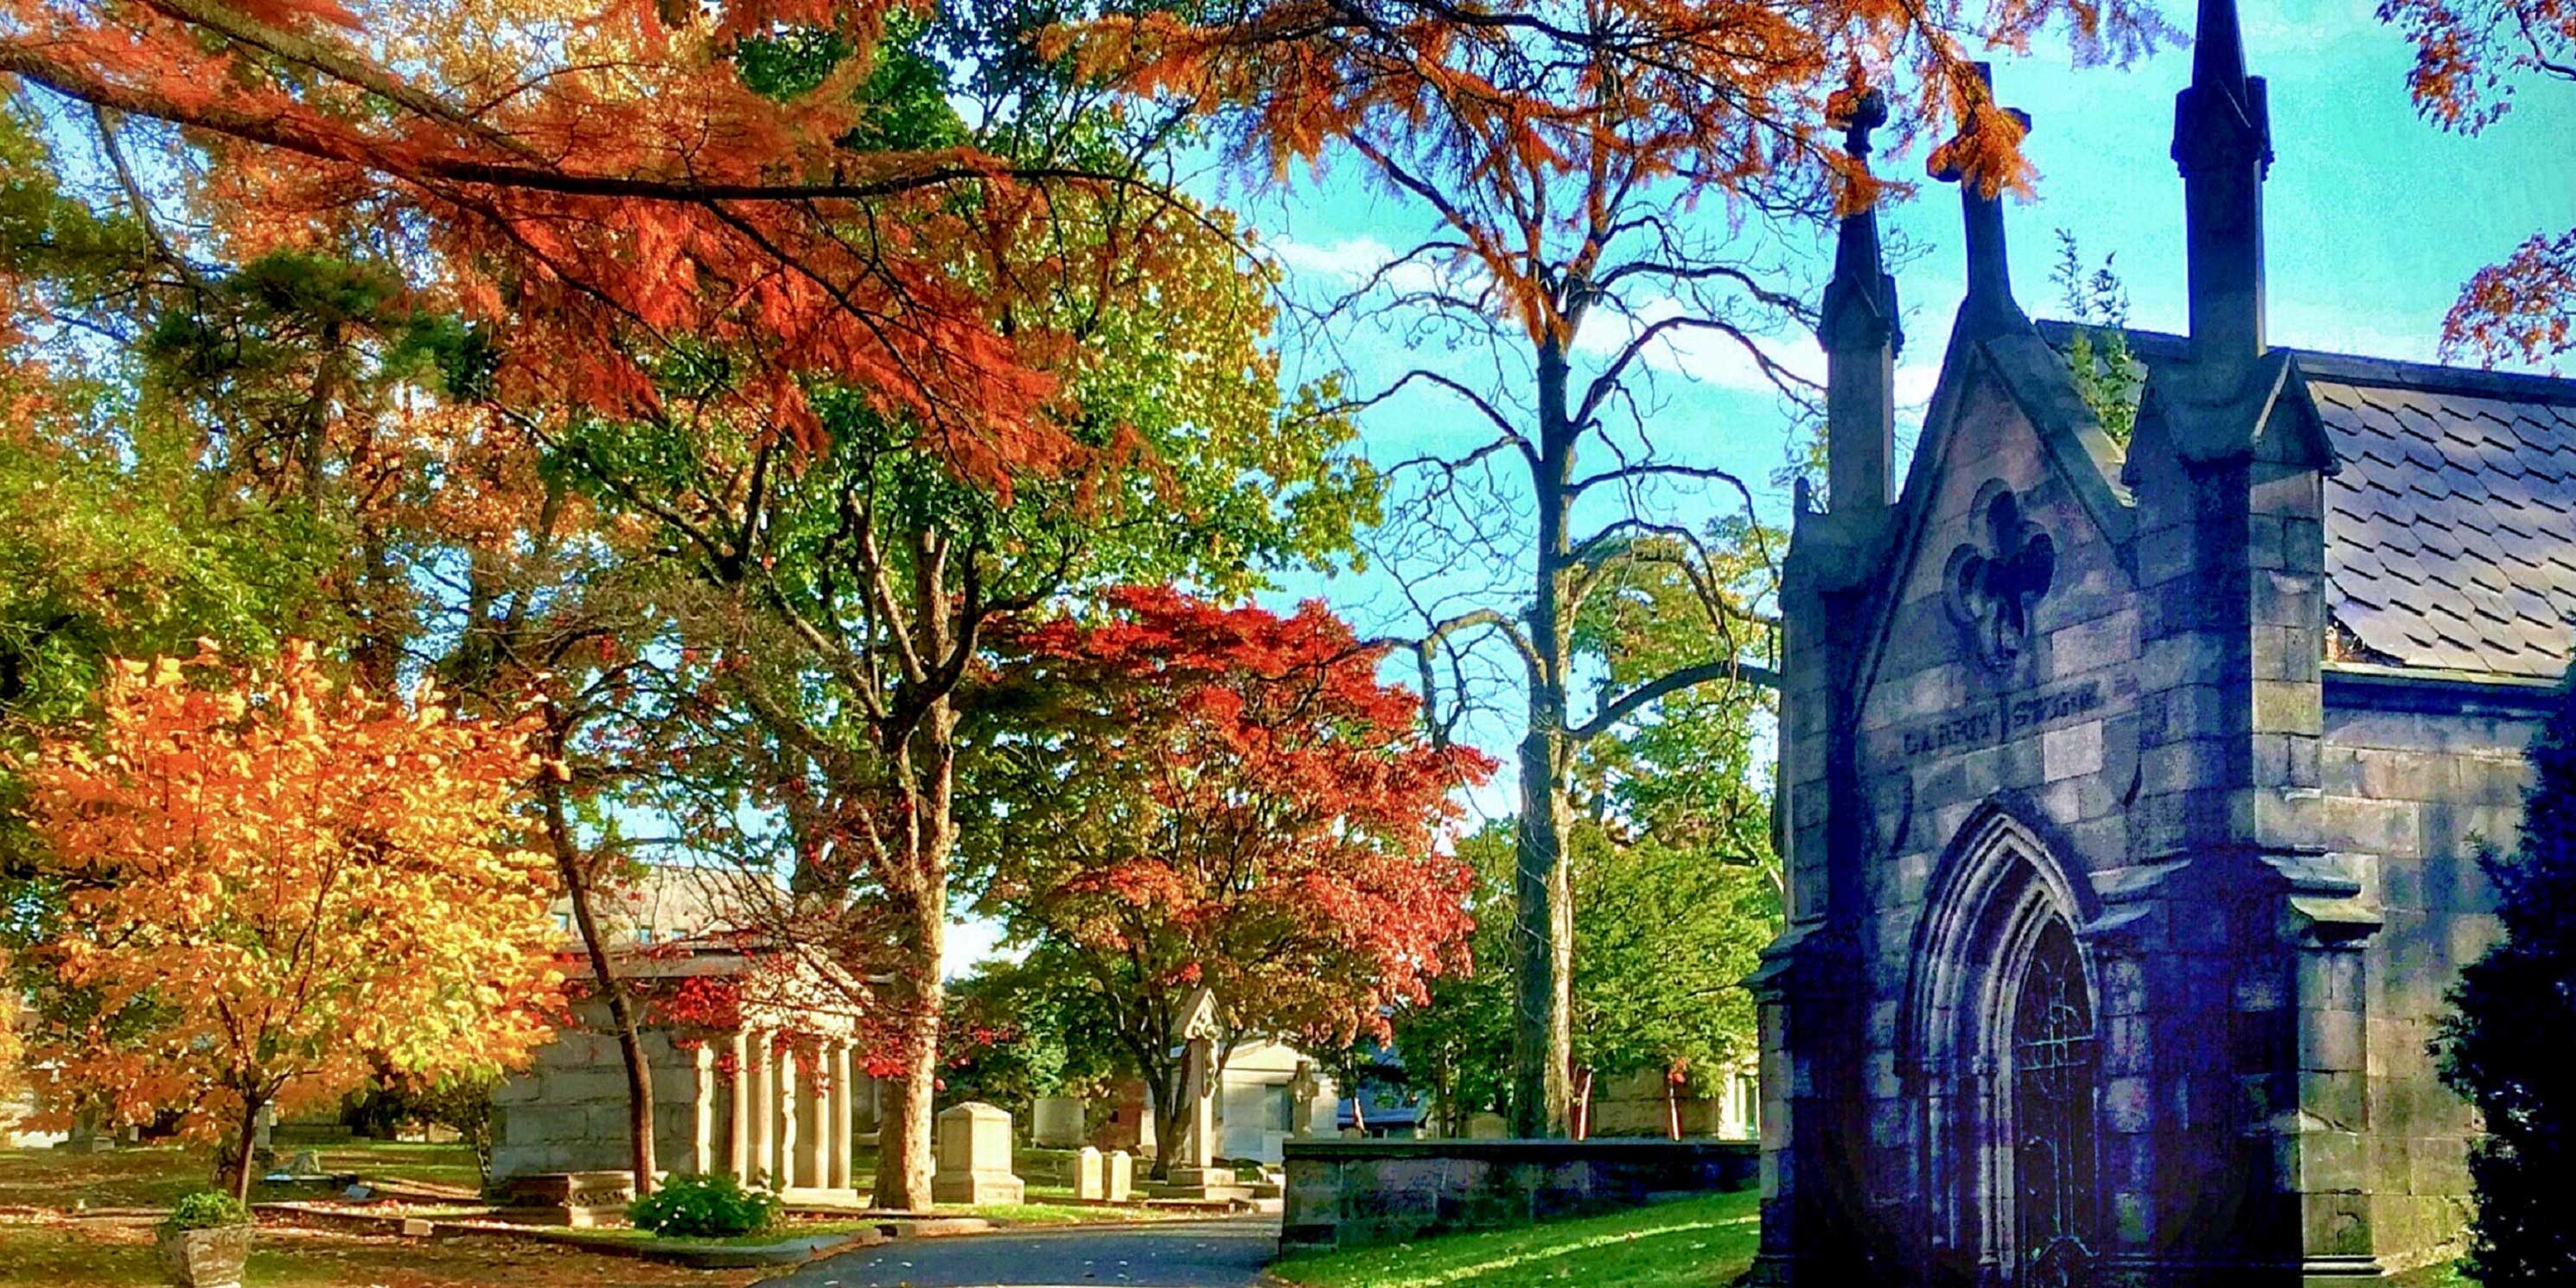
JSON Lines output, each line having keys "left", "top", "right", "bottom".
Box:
{"left": 1750, "top": 3, "right": 2576, "bottom": 1285}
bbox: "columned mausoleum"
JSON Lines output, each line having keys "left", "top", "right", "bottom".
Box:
{"left": 489, "top": 940, "right": 871, "bottom": 1203}
{"left": 1750, "top": 1, "right": 2576, "bottom": 1283}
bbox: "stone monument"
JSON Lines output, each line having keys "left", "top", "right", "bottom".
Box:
{"left": 1074, "top": 1145, "right": 1106, "bottom": 1201}
{"left": 929, "top": 1101, "right": 1026, "bottom": 1206}
{"left": 1106, "top": 1149, "right": 1135, "bottom": 1202}
{"left": 1031, "top": 1094, "right": 1087, "bottom": 1149}
{"left": 1152, "top": 988, "right": 1253, "bottom": 1201}
{"left": 1288, "top": 1061, "right": 1328, "bottom": 1137}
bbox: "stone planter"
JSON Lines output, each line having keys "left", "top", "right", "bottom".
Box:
{"left": 156, "top": 1223, "right": 251, "bottom": 1288}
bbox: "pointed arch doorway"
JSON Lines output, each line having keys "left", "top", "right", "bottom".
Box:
{"left": 1902, "top": 807, "right": 2103, "bottom": 1287}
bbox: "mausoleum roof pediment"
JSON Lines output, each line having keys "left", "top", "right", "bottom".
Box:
{"left": 1829, "top": 323, "right": 2138, "bottom": 704}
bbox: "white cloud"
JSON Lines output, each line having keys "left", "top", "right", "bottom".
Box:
{"left": 1265, "top": 235, "right": 1476, "bottom": 298}
{"left": 942, "top": 915, "right": 1021, "bottom": 981}
{"left": 1267, "top": 234, "right": 1400, "bottom": 281}
{"left": 1567, "top": 296, "right": 1825, "bottom": 398}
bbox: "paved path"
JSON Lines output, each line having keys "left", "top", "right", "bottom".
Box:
{"left": 754, "top": 1217, "right": 1279, "bottom": 1288}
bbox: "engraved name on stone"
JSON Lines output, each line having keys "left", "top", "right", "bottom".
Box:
{"left": 1900, "top": 679, "right": 2103, "bottom": 760}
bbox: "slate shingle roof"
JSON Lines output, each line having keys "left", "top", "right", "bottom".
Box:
{"left": 2301, "top": 354, "right": 2576, "bottom": 679}
{"left": 2055, "top": 326, "right": 2576, "bottom": 680}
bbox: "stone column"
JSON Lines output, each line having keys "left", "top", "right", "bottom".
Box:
{"left": 828, "top": 1040, "right": 854, "bottom": 1190}
{"left": 692, "top": 1043, "right": 717, "bottom": 1176}
{"left": 775, "top": 1044, "right": 801, "bottom": 1189}
{"left": 1178, "top": 1034, "right": 1216, "bottom": 1172}
{"left": 801, "top": 1049, "right": 829, "bottom": 1193}
{"left": 728, "top": 1029, "right": 751, "bottom": 1179}
{"left": 749, "top": 1031, "right": 776, "bottom": 1188}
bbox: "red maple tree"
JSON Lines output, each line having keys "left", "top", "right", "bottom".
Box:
{"left": 970, "top": 587, "right": 1492, "bottom": 1173}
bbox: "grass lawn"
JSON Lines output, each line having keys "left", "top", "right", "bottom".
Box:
{"left": 0, "top": 1141, "right": 486, "bottom": 1209}
{"left": 0, "top": 1145, "right": 215, "bottom": 1209}
{"left": 0, "top": 1215, "right": 768, "bottom": 1288}
{"left": 1272, "top": 1190, "right": 1763, "bottom": 1288}
{"left": 565, "top": 1199, "right": 1194, "bottom": 1252}
{"left": 953, "top": 1200, "right": 1189, "bottom": 1226}
{"left": 308, "top": 1142, "right": 484, "bottom": 1192}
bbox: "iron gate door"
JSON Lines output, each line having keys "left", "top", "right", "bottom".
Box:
{"left": 2012, "top": 920, "right": 2097, "bottom": 1287}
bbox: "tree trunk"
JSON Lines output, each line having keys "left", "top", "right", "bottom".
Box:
{"left": 872, "top": 886, "right": 944, "bottom": 1208}
{"left": 1510, "top": 336, "right": 1578, "bottom": 1138}
{"left": 1666, "top": 1071, "right": 1683, "bottom": 1141}
{"left": 539, "top": 767, "right": 657, "bottom": 1195}
{"left": 872, "top": 705, "right": 956, "bottom": 1211}
{"left": 1145, "top": 1063, "right": 1188, "bottom": 1182}
{"left": 1571, "top": 1066, "right": 1594, "bottom": 1142}
{"left": 229, "top": 1095, "right": 265, "bottom": 1204}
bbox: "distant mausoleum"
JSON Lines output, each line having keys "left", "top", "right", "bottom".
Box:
{"left": 1751, "top": 2, "right": 2574, "bottom": 1283}
{"left": 488, "top": 935, "right": 877, "bottom": 1205}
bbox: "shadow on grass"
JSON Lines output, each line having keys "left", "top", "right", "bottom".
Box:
{"left": 1274, "top": 1190, "right": 1761, "bottom": 1288}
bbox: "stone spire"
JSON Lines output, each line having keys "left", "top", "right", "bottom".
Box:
{"left": 1817, "top": 87, "right": 1900, "bottom": 517}
{"left": 2172, "top": 0, "right": 2273, "bottom": 381}
{"left": 1935, "top": 64, "right": 2032, "bottom": 343}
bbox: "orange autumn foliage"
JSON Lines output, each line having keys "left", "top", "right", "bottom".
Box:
{"left": 2379, "top": 0, "right": 2576, "bottom": 362}
{"left": 0, "top": 0, "right": 1160, "bottom": 495}
{"left": 1055, "top": 0, "right": 2171, "bottom": 351}
{"left": 13, "top": 642, "right": 564, "bottom": 1151}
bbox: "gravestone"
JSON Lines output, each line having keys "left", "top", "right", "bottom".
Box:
{"left": 1465, "top": 1113, "right": 1508, "bottom": 1140}
{"left": 496, "top": 1170, "right": 636, "bottom": 1227}
{"left": 1032, "top": 1095, "right": 1087, "bottom": 1149}
{"left": 1151, "top": 987, "right": 1250, "bottom": 1201}
{"left": 929, "top": 1102, "right": 1026, "bottom": 1206}
{"left": 1074, "top": 1145, "right": 1106, "bottom": 1201}
{"left": 1106, "top": 1149, "right": 1135, "bottom": 1202}
{"left": 1288, "top": 1062, "right": 1329, "bottom": 1137}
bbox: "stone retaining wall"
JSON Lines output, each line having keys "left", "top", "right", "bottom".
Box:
{"left": 1279, "top": 1138, "right": 1758, "bottom": 1251}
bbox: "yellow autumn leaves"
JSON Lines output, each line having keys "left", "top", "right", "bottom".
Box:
{"left": 11, "top": 641, "right": 568, "bottom": 1142}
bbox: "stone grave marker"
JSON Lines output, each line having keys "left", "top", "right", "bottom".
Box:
{"left": 1074, "top": 1145, "right": 1106, "bottom": 1200}
{"left": 1106, "top": 1150, "right": 1135, "bottom": 1202}
{"left": 929, "top": 1101, "right": 1026, "bottom": 1206}
{"left": 1032, "top": 1095, "right": 1087, "bottom": 1149}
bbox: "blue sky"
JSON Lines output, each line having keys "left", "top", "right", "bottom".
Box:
{"left": 955, "top": 1, "right": 2576, "bottom": 974}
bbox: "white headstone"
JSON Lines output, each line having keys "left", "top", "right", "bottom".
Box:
{"left": 1106, "top": 1149, "right": 1134, "bottom": 1202}
{"left": 1074, "top": 1145, "right": 1106, "bottom": 1201}
{"left": 929, "top": 1102, "right": 1026, "bottom": 1206}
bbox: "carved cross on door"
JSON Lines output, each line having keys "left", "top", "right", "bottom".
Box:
{"left": 1945, "top": 488, "right": 2057, "bottom": 671}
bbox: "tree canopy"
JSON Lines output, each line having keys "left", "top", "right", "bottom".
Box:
{"left": 969, "top": 586, "right": 1489, "bottom": 1167}
{"left": 13, "top": 643, "right": 562, "bottom": 1199}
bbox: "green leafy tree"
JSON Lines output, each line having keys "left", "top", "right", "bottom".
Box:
{"left": 2435, "top": 672, "right": 2576, "bottom": 1285}
{"left": 2050, "top": 229, "right": 2141, "bottom": 445}
{"left": 1396, "top": 517, "right": 1782, "bottom": 1137}
{"left": 941, "top": 951, "right": 1125, "bottom": 1117}
{"left": 555, "top": 16, "right": 1372, "bottom": 1206}
{"left": 1407, "top": 817, "right": 1776, "bottom": 1137}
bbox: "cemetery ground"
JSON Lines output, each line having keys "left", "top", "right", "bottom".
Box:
{"left": 0, "top": 1142, "right": 1207, "bottom": 1288}
{"left": 1268, "top": 1190, "right": 1760, "bottom": 1288}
